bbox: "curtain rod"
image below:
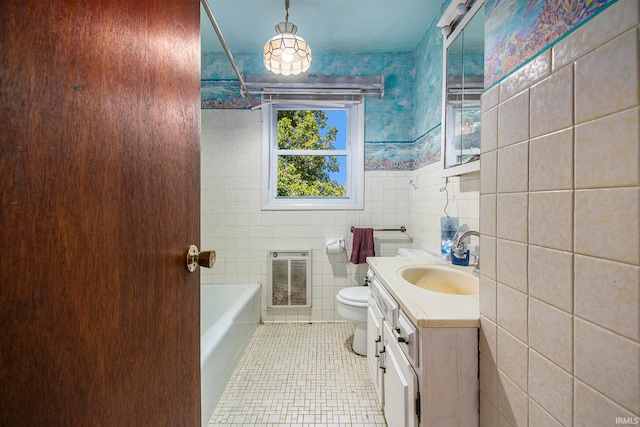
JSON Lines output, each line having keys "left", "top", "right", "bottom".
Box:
{"left": 245, "top": 74, "right": 385, "bottom": 99}
{"left": 200, "top": 0, "right": 251, "bottom": 99}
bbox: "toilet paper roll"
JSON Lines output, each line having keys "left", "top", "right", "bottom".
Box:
{"left": 326, "top": 238, "right": 345, "bottom": 254}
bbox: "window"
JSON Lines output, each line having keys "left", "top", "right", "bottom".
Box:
{"left": 261, "top": 100, "right": 364, "bottom": 210}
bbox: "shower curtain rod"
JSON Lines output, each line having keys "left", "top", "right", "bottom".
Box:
{"left": 200, "top": 0, "right": 251, "bottom": 99}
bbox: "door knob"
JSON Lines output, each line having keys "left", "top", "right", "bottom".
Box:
{"left": 186, "top": 245, "right": 216, "bottom": 272}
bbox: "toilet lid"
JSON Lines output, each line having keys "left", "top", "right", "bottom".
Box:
{"left": 338, "top": 286, "right": 369, "bottom": 304}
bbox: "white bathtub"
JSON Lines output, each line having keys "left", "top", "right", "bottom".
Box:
{"left": 201, "top": 283, "right": 261, "bottom": 426}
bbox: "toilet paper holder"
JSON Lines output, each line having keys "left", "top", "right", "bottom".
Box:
{"left": 325, "top": 238, "right": 345, "bottom": 253}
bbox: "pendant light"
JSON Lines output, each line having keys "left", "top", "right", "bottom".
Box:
{"left": 263, "top": 0, "right": 312, "bottom": 76}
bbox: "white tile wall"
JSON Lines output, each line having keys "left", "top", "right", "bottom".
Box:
{"left": 530, "top": 64, "right": 574, "bottom": 139}
{"left": 575, "top": 108, "right": 639, "bottom": 189}
{"left": 201, "top": 110, "right": 479, "bottom": 322}
{"left": 496, "top": 284, "right": 528, "bottom": 343}
{"left": 528, "top": 299, "right": 573, "bottom": 373}
{"left": 529, "top": 129, "right": 574, "bottom": 191}
{"left": 479, "top": 1, "right": 640, "bottom": 424}
{"left": 497, "top": 90, "right": 530, "bottom": 148}
{"left": 497, "top": 141, "right": 528, "bottom": 193}
{"left": 529, "top": 399, "right": 564, "bottom": 427}
{"left": 497, "top": 370, "right": 529, "bottom": 425}
{"left": 574, "top": 255, "right": 640, "bottom": 341}
{"left": 527, "top": 246, "right": 573, "bottom": 313}
{"left": 574, "top": 318, "right": 640, "bottom": 413}
{"left": 528, "top": 349, "right": 573, "bottom": 426}
{"left": 496, "top": 239, "right": 528, "bottom": 293}
{"left": 497, "top": 327, "right": 529, "bottom": 392}
{"left": 406, "top": 162, "right": 480, "bottom": 255}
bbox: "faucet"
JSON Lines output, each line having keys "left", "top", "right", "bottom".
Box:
{"left": 453, "top": 230, "right": 480, "bottom": 270}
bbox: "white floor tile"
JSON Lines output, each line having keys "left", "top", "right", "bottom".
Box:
{"left": 209, "top": 323, "right": 386, "bottom": 427}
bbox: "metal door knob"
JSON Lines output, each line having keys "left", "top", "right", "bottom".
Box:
{"left": 186, "top": 245, "right": 216, "bottom": 272}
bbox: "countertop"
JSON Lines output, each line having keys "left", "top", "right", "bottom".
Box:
{"left": 366, "top": 255, "right": 480, "bottom": 328}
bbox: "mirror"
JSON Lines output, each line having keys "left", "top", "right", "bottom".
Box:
{"left": 441, "top": 1, "right": 485, "bottom": 176}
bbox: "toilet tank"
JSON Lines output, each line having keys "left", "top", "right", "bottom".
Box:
{"left": 397, "top": 248, "right": 438, "bottom": 260}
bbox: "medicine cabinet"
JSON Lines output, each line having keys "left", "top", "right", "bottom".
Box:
{"left": 440, "top": 0, "right": 485, "bottom": 177}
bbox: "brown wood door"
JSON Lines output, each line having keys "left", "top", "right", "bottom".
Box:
{"left": 0, "top": 0, "right": 201, "bottom": 425}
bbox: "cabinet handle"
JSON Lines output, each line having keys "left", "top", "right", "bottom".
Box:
{"left": 375, "top": 337, "right": 381, "bottom": 343}
{"left": 394, "top": 327, "right": 409, "bottom": 344}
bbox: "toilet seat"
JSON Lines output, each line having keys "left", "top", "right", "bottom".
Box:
{"left": 337, "top": 287, "right": 369, "bottom": 308}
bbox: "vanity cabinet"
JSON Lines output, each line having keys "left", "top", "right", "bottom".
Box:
{"left": 368, "top": 276, "right": 419, "bottom": 426}
{"left": 366, "top": 295, "right": 384, "bottom": 408}
{"left": 417, "top": 327, "right": 479, "bottom": 426}
{"left": 383, "top": 320, "right": 419, "bottom": 427}
{"left": 367, "top": 271, "right": 479, "bottom": 427}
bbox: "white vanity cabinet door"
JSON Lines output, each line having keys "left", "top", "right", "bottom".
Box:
{"left": 367, "top": 298, "right": 384, "bottom": 408}
{"left": 383, "top": 321, "right": 418, "bottom": 427}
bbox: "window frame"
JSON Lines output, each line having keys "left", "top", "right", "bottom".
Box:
{"left": 261, "top": 100, "right": 365, "bottom": 211}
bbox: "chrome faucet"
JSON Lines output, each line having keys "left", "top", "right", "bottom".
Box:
{"left": 454, "top": 230, "right": 480, "bottom": 270}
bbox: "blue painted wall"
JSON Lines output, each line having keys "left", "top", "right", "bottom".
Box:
{"left": 202, "top": 52, "right": 415, "bottom": 141}
{"left": 412, "top": 13, "right": 445, "bottom": 169}
{"left": 202, "top": 51, "right": 424, "bottom": 170}
{"left": 202, "top": 0, "right": 619, "bottom": 171}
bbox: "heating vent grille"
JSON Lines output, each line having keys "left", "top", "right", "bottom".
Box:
{"left": 267, "top": 251, "right": 311, "bottom": 308}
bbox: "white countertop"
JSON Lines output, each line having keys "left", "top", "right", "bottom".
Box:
{"left": 367, "top": 255, "right": 480, "bottom": 328}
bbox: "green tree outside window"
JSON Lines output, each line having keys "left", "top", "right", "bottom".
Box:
{"left": 276, "top": 110, "right": 346, "bottom": 197}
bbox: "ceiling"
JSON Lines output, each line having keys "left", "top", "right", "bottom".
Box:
{"left": 200, "top": 0, "right": 446, "bottom": 55}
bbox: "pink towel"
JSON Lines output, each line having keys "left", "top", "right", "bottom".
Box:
{"left": 350, "top": 228, "right": 375, "bottom": 264}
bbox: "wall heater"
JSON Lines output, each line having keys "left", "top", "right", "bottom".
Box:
{"left": 267, "top": 251, "right": 311, "bottom": 308}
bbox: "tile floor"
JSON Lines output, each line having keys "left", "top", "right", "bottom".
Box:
{"left": 208, "top": 322, "right": 387, "bottom": 426}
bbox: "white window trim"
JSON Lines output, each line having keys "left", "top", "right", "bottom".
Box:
{"left": 261, "top": 100, "right": 365, "bottom": 211}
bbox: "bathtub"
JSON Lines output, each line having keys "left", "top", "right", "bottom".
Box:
{"left": 201, "top": 283, "right": 261, "bottom": 426}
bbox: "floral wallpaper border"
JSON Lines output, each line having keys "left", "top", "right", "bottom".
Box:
{"left": 364, "top": 124, "right": 441, "bottom": 171}
{"left": 485, "top": 0, "right": 616, "bottom": 88}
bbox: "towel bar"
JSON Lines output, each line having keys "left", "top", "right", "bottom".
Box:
{"left": 350, "top": 226, "right": 406, "bottom": 233}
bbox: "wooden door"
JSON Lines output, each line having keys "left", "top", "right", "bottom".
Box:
{"left": 0, "top": 0, "right": 201, "bottom": 425}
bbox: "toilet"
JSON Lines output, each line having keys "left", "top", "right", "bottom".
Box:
{"left": 336, "top": 286, "right": 369, "bottom": 356}
{"left": 336, "top": 248, "right": 434, "bottom": 356}
{"left": 396, "top": 247, "right": 435, "bottom": 259}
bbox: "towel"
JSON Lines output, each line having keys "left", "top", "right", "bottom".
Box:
{"left": 350, "top": 228, "right": 375, "bottom": 264}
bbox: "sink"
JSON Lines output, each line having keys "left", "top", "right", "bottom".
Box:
{"left": 399, "top": 265, "right": 479, "bottom": 295}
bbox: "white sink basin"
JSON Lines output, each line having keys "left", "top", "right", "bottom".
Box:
{"left": 399, "top": 265, "right": 479, "bottom": 295}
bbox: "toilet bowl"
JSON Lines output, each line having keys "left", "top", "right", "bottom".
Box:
{"left": 336, "top": 286, "right": 369, "bottom": 356}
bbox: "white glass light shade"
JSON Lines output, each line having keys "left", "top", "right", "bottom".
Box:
{"left": 263, "top": 21, "right": 312, "bottom": 76}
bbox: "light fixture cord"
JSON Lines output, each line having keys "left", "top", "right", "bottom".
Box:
{"left": 284, "top": 0, "right": 290, "bottom": 22}
{"left": 440, "top": 177, "right": 450, "bottom": 217}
